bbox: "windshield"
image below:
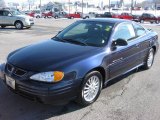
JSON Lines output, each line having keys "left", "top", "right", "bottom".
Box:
{"left": 11, "top": 11, "right": 23, "bottom": 15}
{"left": 55, "top": 21, "right": 114, "bottom": 47}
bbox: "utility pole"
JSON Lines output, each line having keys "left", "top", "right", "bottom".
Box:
{"left": 109, "top": 0, "right": 111, "bottom": 12}
{"left": 82, "top": 0, "right": 84, "bottom": 17}
{"left": 40, "top": 0, "right": 41, "bottom": 8}
{"left": 131, "top": 0, "right": 133, "bottom": 14}
{"left": 68, "top": 0, "right": 70, "bottom": 14}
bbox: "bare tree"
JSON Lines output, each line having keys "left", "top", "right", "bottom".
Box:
{"left": 0, "top": 0, "right": 6, "bottom": 8}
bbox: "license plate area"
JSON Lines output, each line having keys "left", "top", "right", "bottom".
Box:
{"left": 6, "top": 76, "right": 15, "bottom": 90}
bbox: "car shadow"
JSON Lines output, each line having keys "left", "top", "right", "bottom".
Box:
{"left": 0, "top": 68, "right": 144, "bottom": 120}
{"left": 105, "top": 67, "right": 143, "bottom": 88}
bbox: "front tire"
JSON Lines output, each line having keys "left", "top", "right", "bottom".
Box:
{"left": 140, "top": 19, "right": 144, "bottom": 23}
{"left": 76, "top": 71, "right": 102, "bottom": 106}
{"left": 15, "top": 21, "right": 23, "bottom": 29}
{"left": 143, "top": 48, "right": 155, "bottom": 70}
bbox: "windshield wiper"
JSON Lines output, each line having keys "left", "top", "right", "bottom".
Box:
{"left": 52, "top": 36, "right": 66, "bottom": 42}
{"left": 62, "top": 38, "right": 88, "bottom": 46}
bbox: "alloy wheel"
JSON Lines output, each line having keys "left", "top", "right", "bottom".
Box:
{"left": 147, "top": 49, "right": 154, "bottom": 68}
{"left": 82, "top": 75, "right": 100, "bottom": 102}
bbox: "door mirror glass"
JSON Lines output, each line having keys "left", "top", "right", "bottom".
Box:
{"left": 113, "top": 38, "right": 128, "bottom": 46}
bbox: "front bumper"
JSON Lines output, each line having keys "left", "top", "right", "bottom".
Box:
{"left": 0, "top": 64, "right": 81, "bottom": 105}
{"left": 23, "top": 20, "right": 34, "bottom": 27}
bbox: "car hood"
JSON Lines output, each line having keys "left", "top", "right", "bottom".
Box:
{"left": 8, "top": 39, "right": 100, "bottom": 71}
{"left": 15, "top": 14, "right": 33, "bottom": 19}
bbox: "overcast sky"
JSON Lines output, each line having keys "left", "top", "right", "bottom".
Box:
{"left": 6, "top": 0, "right": 145, "bottom": 4}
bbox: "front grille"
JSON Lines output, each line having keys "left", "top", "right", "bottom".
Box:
{"left": 6, "top": 63, "right": 27, "bottom": 77}
{"left": 29, "top": 18, "right": 33, "bottom": 21}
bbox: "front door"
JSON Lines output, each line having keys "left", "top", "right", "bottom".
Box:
{"left": 109, "top": 22, "right": 142, "bottom": 79}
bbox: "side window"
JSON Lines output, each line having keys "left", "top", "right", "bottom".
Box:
{"left": 0, "top": 11, "right": 3, "bottom": 16}
{"left": 3, "top": 11, "right": 10, "bottom": 16}
{"left": 133, "top": 23, "right": 146, "bottom": 37}
{"left": 150, "top": 14, "right": 155, "bottom": 18}
{"left": 113, "top": 23, "right": 136, "bottom": 41}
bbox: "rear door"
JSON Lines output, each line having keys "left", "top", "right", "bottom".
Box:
{"left": 0, "top": 11, "right": 4, "bottom": 25}
{"left": 109, "top": 22, "right": 142, "bottom": 79}
{"left": 2, "top": 10, "right": 13, "bottom": 25}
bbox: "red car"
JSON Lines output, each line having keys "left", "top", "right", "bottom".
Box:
{"left": 66, "top": 12, "right": 81, "bottom": 19}
{"left": 27, "top": 11, "right": 35, "bottom": 17}
{"left": 139, "top": 13, "right": 159, "bottom": 24}
{"left": 119, "top": 13, "right": 133, "bottom": 20}
{"left": 42, "top": 11, "right": 53, "bottom": 18}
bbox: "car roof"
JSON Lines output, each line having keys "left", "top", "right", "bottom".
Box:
{"left": 81, "top": 18, "right": 130, "bottom": 24}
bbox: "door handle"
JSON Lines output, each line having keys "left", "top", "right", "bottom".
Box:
{"left": 135, "top": 44, "right": 140, "bottom": 48}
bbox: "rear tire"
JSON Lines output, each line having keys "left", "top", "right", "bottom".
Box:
{"left": 156, "top": 20, "right": 159, "bottom": 24}
{"left": 76, "top": 71, "right": 103, "bottom": 106}
{"left": 54, "top": 16, "right": 58, "bottom": 19}
{"left": 1, "top": 26, "right": 6, "bottom": 28}
{"left": 15, "top": 21, "right": 23, "bottom": 29}
{"left": 36, "top": 16, "right": 40, "bottom": 18}
{"left": 143, "top": 48, "right": 155, "bottom": 70}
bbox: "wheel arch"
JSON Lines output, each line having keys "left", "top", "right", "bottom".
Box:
{"left": 83, "top": 66, "right": 106, "bottom": 86}
{"left": 152, "top": 46, "right": 157, "bottom": 54}
{"left": 14, "top": 20, "right": 23, "bottom": 26}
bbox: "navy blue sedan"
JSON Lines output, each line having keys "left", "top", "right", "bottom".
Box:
{"left": 0, "top": 18, "right": 159, "bottom": 106}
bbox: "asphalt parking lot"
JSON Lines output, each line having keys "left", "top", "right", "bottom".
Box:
{"left": 0, "top": 18, "right": 160, "bottom": 120}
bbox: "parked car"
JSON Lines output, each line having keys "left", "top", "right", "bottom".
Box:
{"left": 42, "top": 11, "right": 53, "bottom": 18}
{"left": 53, "top": 11, "right": 67, "bottom": 19}
{"left": 27, "top": 11, "right": 35, "bottom": 17}
{"left": 119, "top": 12, "right": 133, "bottom": 20}
{"left": 66, "top": 12, "right": 81, "bottom": 19}
{"left": 96, "top": 12, "right": 119, "bottom": 18}
{"left": 139, "top": 13, "right": 159, "bottom": 24}
{"left": 0, "top": 19, "right": 159, "bottom": 106}
{"left": 82, "top": 12, "right": 97, "bottom": 19}
{"left": 33, "top": 10, "right": 42, "bottom": 18}
{"left": 132, "top": 15, "right": 140, "bottom": 22}
{"left": 0, "top": 9, "right": 34, "bottom": 29}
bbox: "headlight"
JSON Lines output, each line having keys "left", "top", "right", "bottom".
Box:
{"left": 30, "top": 71, "right": 64, "bottom": 83}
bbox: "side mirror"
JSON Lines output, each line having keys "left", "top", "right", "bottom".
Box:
{"left": 58, "top": 31, "right": 62, "bottom": 34}
{"left": 113, "top": 38, "right": 128, "bottom": 46}
{"left": 8, "top": 13, "right": 12, "bottom": 17}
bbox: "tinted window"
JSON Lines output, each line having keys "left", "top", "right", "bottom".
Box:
{"left": 113, "top": 23, "right": 136, "bottom": 41}
{"left": 0, "top": 11, "right": 3, "bottom": 16}
{"left": 150, "top": 14, "right": 155, "bottom": 18}
{"left": 142, "top": 14, "right": 147, "bottom": 17}
{"left": 3, "top": 11, "right": 10, "bottom": 16}
{"left": 133, "top": 23, "right": 146, "bottom": 37}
